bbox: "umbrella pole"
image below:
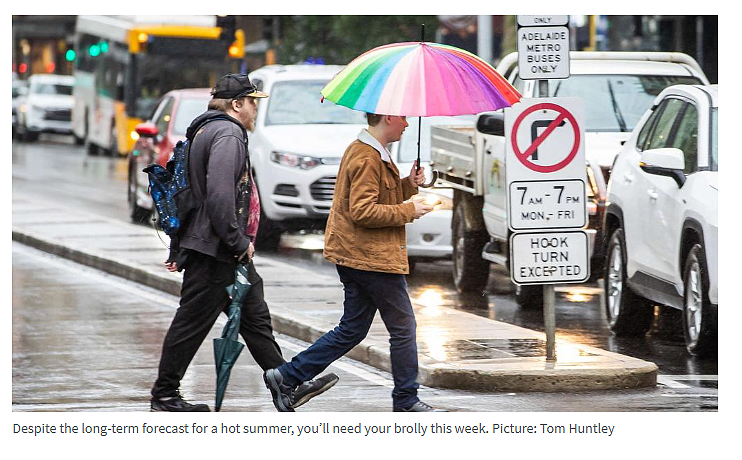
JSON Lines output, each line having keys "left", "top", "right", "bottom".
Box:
{"left": 416, "top": 23, "right": 424, "bottom": 173}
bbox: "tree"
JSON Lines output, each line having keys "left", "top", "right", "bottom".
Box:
{"left": 276, "top": 16, "right": 439, "bottom": 65}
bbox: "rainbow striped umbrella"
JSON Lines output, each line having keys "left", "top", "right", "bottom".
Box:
{"left": 321, "top": 41, "right": 521, "bottom": 117}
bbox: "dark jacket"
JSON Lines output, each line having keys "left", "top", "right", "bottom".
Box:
{"left": 179, "top": 110, "right": 251, "bottom": 263}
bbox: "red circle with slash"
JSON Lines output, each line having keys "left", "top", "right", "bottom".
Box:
{"left": 511, "top": 102, "right": 580, "bottom": 173}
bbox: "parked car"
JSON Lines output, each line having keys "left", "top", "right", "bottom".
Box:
{"left": 126, "top": 88, "right": 211, "bottom": 222}
{"left": 14, "top": 74, "right": 74, "bottom": 142}
{"left": 247, "top": 65, "right": 368, "bottom": 250}
{"left": 12, "top": 77, "right": 28, "bottom": 136}
{"left": 603, "top": 84, "right": 718, "bottom": 356}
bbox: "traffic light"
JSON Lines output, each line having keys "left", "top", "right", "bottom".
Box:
{"left": 89, "top": 44, "right": 100, "bottom": 57}
{"left": 65, "top": 49, "right": 76, "bottom": 62}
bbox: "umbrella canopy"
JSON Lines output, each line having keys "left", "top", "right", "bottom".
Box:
{"left": 321, "top": 41, "right": 521, "bottom": 117}
{"left": 213, "top": 263, "right": 250, "bottom": 412}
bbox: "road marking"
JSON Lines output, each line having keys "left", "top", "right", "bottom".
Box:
{"left": 277, "top": 338, "right": 395, "bottom": 389}
{"left": 658, "top": 375, "right": 718, "bottom": 389}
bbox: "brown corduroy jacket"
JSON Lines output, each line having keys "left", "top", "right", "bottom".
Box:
{"left": 323, "top": 139, "right": 418, "bottom": 274}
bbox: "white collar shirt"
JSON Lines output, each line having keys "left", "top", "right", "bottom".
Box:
{"left": 357, "top": 129, "right": 392, "bottom": 164}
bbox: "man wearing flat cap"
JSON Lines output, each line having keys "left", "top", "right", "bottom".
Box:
{"left": 150, "top": 74, "right": 337, "bottom": 412}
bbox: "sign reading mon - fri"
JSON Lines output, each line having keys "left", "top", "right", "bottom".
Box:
{"left": 505, "top": 97, "right": 589, "bottom": 284}
{"left": 516, "top": 15, "right": 570, "bottom": 80}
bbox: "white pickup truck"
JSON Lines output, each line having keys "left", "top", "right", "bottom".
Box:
{"left": 431, "top": 51, "right": 708, "bottom": 308}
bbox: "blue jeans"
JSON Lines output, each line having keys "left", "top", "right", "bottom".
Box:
{"left": 278, "top": 265, "right": 420, "bottom": 410}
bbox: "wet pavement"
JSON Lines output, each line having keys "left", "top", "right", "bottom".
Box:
{"left": 12, "top": 190, "right": 658, "bottom": 394}
{"left": 12, "top": 243, "right": 716, "bottom": 412}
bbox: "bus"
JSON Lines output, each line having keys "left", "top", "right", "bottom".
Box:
{"left": 72, "top": 15, "right": 245, "bottom": 156}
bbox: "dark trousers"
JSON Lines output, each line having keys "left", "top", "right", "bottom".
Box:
{"left": 278, "top": 265, "right": 420, "bottom": 410}
{"left": 151, "top": 251, "right": 285, "bottom": 399}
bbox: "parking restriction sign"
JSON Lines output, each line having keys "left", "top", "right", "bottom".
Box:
{"left": 505, "top": 97, "right": 589, "bottom": 284}
{"left": 506, "top": 98, "right": 584, "bottom": 182}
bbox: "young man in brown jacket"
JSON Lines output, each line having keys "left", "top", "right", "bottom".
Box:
{"left": 264, "top": 113, "right": 446, "bottom": 412}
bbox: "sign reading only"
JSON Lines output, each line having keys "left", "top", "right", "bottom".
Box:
{"left": 517, "top": 15, "right": 569, "bottom": 27}
{"left": 509, "top": 179, "right": 587, "bottom": 230}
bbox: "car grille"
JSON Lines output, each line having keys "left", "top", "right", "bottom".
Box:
{"left": 43, "top": 108, "right": 71, "bottom": 122}
{"left": 310, "top": 176, "right": 336, "bottom": 201}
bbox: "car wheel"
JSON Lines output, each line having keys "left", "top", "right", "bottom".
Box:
{"left": 452, "top": 201, "right": 490, "bottom": 292}
{"left": 682, "top": 244, "right": 716, "bottom": 356}
{"left": 515, "top": 284, "right": 544, "bottom": 309}
{"left": 109, "top": 122, "right": 119, "bottom": 157}
{"left": 21, "top": 122, "right": 37, "bottom": 142}
{"left": 255, "top": 208, "right": 282, "bottom": 252}
{"left": 604, "top": 228, "right": 653, "bottom": 336}
{"left": 128, "top": 164, "right": 151, "bottom": 224}
{"left": 407, "top": 258, "right": 417, "bottom": 276}
{"left": 86, "top": 137, "right": 99, "bottom": 156}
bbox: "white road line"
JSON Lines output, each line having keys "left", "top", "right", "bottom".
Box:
{"left": 657, "top": 376, "right": 691, "bottom": 389}
{"left": 277, "top": 338, "right": 395, "bottom": 389}
{"left": 662, "top": 375, "right": 718, "bottom": 380}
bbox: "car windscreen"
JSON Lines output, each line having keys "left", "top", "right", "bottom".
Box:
{"left": 710, "top": 107, "right": 718, "bottom": 171}
{"left": 172, "top": 97, "right": 210, "bottom": 136}
{"left": 264, "top": 80, "right": 367, "bottom": 126}
{"left": 33, "top": 83, "right": 73, "bottom": 96}
{"left": 552, "top": 74, "right": 702, "bottom": 132}
{"left": 133, "top": 55, "right": 237, "bottom": 120}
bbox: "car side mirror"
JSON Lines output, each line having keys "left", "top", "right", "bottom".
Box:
{"left": 135, "top": 122, "right": 159, "bottom": 138}
{"left": 639, "top": 147, "right": 685, "bottom": 188}
{"left": 476, "top": 112, "right": 504, "bottom": 137}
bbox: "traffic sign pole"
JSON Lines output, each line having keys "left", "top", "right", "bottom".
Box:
{"left": 515, "top": 15, "right": 575, "bottom": 363}
{"left": 544, "top": 285, "right": 556, "bottom": 360}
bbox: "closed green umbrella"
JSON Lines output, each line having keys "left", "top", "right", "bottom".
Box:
{"left": 213, "top": 263, "right": 250, "bottom": 412}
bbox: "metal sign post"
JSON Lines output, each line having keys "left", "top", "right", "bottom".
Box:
{"left": 515, "top": 15, "right": 573, "bottom": 362}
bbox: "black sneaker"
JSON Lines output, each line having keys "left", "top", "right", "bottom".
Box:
{"left": 291, "top": 373, "right": 339, "bottom": 409}
{"left": 393, "top": 401, "right": 447, "bottom": 412}
{"left": 150, "top": 394, "right": 210, "bottom": 412}
{"left": 263, "top": 368, "right": 295, "bottom": 412}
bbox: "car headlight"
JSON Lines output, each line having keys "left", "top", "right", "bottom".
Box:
{"left": 408, "top": 191, "right": 453, "bottom": 212}
{"left": 270, "top": 151, "right": 322, "bottom": 170}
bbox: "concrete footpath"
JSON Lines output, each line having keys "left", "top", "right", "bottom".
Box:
{"left": 12, "top": 193, "right": 657, "bottom": 392}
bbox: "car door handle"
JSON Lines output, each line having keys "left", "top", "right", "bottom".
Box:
{"left": 623, "top": 173, "right": 634, "bottom": 184}
{"left": 647, "top": 189, "right": 658, "bottom": 200}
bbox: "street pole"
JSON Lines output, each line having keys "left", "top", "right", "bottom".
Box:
{"left": 543, "top": 284, "right": 556, "bottom": 361}
{"left": 477, "top": 15, "right": 493, "bottom": 64}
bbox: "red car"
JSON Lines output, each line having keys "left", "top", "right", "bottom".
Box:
{"left": 127, "top": 88, "right": 211, "bottom": 222}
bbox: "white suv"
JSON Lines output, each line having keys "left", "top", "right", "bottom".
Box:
{"left": 15, "top": 74, "right": 74, "bottom": 142}
{"left": 247, "top": 65, "right": 367, "bottom": 249}
{"left": 603, "top": 85, "right": 718, "bottom": 356}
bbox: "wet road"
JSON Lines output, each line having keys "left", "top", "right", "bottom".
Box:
{"left": 12, "top": 136, "right": 717, "bottom": 380}
{"left": 12, "top": 243, "right": 717, "bottom": 411}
